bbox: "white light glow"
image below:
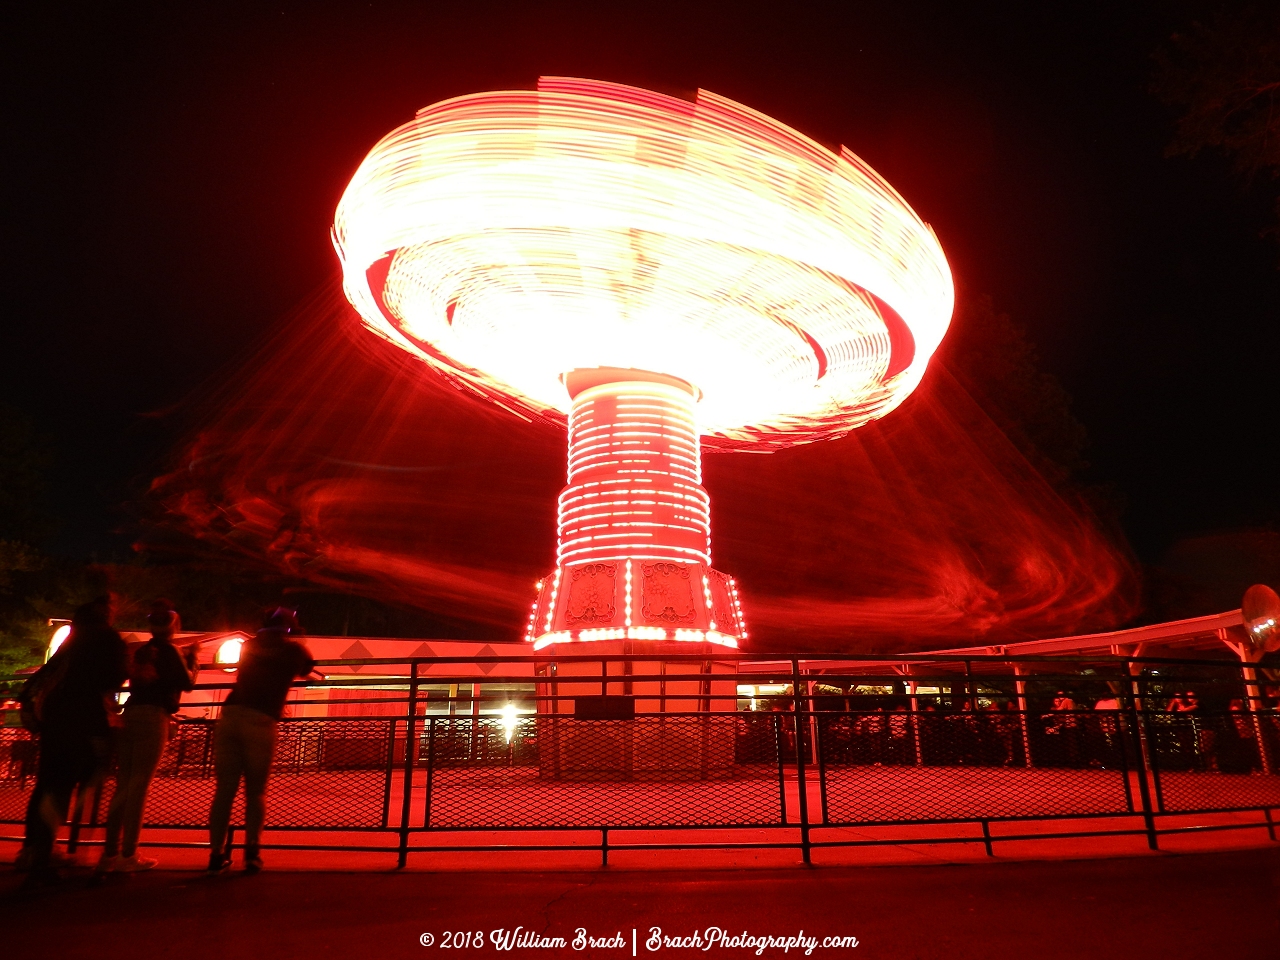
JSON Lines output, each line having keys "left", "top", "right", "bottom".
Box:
{"left": 47, "top": 624, "right": 71, "bottom": 660}
{"left": 626, "top": 626, "right": 667, "bottom": 641}
{"left": 334, "top": 77, "right": 953, "bottom": 450}
{"left": 578, "top": 627, "right": 627, "bottom": 641}
{"left": 532, "top": 630, "right": 571, "bottom": 651}
{"left": 500, "top": 703, "right": 519, "bottom": 743}
{"left": 216, "top": 637, "right": 244, "bottom": 667}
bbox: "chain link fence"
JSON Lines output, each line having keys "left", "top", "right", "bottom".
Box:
{"left": 817, "top": 710, "right": 1136, "bottom": 823}
{"left": 422, "top": 714, "right": 783, "bottom": 829}
{"left": 0, "top": 718, "right": 394, "bottom": 833}
{"left": 1145, "top": 711, "right": 1280, "bottom": 813}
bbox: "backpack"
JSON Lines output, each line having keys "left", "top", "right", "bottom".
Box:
{"left": 18, "top": 653, "right": 71, "bottom": 734}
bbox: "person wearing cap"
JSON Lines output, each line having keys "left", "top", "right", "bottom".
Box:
{"left": 206, "top": 607, "right": 315, "bottom": 874}
{"left": 98, "top": 600, "right": 198, "bottom": 873}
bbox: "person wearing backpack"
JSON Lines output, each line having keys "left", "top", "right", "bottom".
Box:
{"left": 206, "top": 607, "right": 315, "bottom": 874}
{"left": 96, "top": 600, "right": 198, "bottom": 873}
{"left": 20, "top": 596, "right": 128, "bottom": 884}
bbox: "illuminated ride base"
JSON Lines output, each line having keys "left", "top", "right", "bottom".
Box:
{"left": 526, "top": 367, "right": 745, "bottom": 652}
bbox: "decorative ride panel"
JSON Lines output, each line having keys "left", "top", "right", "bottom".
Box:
{"left": 564, "top": 562, "right": 618, "bottom": 626}
{"left": 641, "top": 562, "right": 697, "bottom": 625}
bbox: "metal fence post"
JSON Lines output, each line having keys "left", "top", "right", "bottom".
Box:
{"left": 67, "top": 789, "right": 83, "bottom": 854}
{"left": 397, "top": 661, "right": 420, "bottom": 869}
{"left": 812, "top": 701, "right": 829, "bottom": 824}
{"left": 773, "top": 713, "right": 787, "bottom": 824}
{"left": 792, "top": 659, "right": 811, "bottom": 865}
{"left": 908, "top": 677, "right": 924, "bottom": 766}
{"left": 1239, "top": 658, "right": 1274, "bottom": 775}
{"left": 422, "top": 718, "right": 437, "bottom": 829}
{"left": 1126, "top": 678, "right": 1159, "bottom": 851}
{"left": 381, "top": 718, "right": 396, "bottom": 829}
{"left": 1013, "top": 664, "right": 1033, "bottom": 767}
{"left": 89, "top": 778, "right": 105, "bottom": 829}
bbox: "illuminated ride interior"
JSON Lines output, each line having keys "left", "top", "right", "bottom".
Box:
{"left": 333, "top": 77, "right": 954, "bottom": 650}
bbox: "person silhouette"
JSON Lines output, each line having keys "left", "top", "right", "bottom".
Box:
{"left": 206, "top": 607, "right": 315, "bottom": 873}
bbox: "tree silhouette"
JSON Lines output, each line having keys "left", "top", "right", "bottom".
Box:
{"left": 1153, "top": 3, "right": 1280, "bottom": 237}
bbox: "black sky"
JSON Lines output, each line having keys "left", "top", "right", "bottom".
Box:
{"left": 3, "top": 0, "right": 1277, "bottom": 564}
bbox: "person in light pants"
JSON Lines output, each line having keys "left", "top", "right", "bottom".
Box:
{"left": 99, "top": 600, "right": 198, "bottom": 872}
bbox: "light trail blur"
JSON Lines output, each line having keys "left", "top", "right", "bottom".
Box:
{"left": 145, "top": 283, "right": 1136, "bottom": 650}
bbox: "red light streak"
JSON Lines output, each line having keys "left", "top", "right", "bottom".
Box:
{"left": 145, "top": 300, "right": 1136, "bottom": 650}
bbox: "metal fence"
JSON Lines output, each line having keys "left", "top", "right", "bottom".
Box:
{"left": 2, "top": 652, "right": 1278, "bottom": 865}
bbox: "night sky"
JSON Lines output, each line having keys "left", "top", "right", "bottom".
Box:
{"left": 4, "top": 2, "right": 1277, "bottom": 635}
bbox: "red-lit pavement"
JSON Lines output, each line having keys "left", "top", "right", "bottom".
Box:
{"left": 3, "top": 847, "right": 1276, "bottom": 959}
